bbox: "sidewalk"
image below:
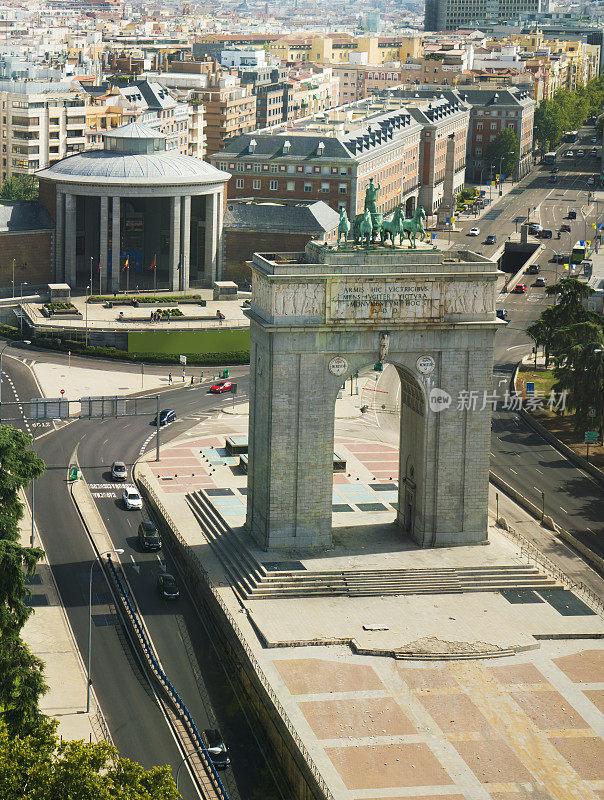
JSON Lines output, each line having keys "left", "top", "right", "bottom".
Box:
{"left": 19, "top": 491, "right": 106, "bottom": 742}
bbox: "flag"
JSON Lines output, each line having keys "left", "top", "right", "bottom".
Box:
{"left": 98, "top": 258, "right": 101, "bottom": 273}
{"left": 122, "top": 257, "right": 129, "bottom": 273}
{"left": 147, "top": 256, "right": 156, "bottom": 271}
{"left": 176, "top": 260, "right": 181, "bottom": 271}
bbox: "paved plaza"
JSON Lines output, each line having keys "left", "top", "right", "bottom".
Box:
{"left": 136, "top": 402, "right": 604, "bottom": 800}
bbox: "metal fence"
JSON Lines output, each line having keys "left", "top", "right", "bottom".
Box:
{"left": 138, "top": 474, "right": 336, "bottom": 800}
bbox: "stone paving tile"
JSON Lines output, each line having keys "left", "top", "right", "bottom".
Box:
{"left": 452, "top": 740, "right": 534, "bottom": 783}
{"left": 298, "top": 697, "right": 417, "bottom": 739}
{"left": 510, "top": 690, "right": 589, "bottom": 731}
{"left": 549, "top": 736, "right": 604, "bottom": 780}
{"left": 325, "top": 742, "right": 453, "bottom": 790}
{"left": 398, "top": 666, "right": 460, "bottom": 691}
{"left": 417, "top": 693, "right": 493, "bottom": 735}
{"left": 488, "top": 663, "right": 550, "bottom": 686}
{"left": 273, "top": 658, "right": 385, "bottom": 695}
{"left": 553, "top": 650, "right": 604, "bottom": 684}
{"left": 583, "top": 690, "right": 604, "bottom": 714}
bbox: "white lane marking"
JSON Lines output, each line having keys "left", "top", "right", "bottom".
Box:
{"left": 586, "top": 527, "right": 594, "bottom": 534}
{"left": 559, "top": 506, "right": 568, "bottom": 514}
{"left": 509, "top": 468, "right": 518, "bottom": 474}
{"left": 157, "top": 554, "right": 166, "bottom": 572}
{"left": 130, "top": 555, "right": 140, "bottom": 573}
{"left": 535, "top": 468, "right": 543, "bottom": 475}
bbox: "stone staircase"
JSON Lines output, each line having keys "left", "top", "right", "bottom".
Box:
{"left": 186, "top": 491, "right": 560, "bottom": 602}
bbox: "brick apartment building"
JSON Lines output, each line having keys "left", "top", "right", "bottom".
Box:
{"left": 210, "top": 95, "right": 470, "bottom": 219}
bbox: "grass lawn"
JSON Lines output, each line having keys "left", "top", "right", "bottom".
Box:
{"left": 516, "top": 365, "right": 604, "bottom": 470}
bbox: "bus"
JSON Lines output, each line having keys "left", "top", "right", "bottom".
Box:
{"left": 543, "top": 151, "right": 557, "bottom": 165}
{"left": 571, "top": 240, "right": 588, "bottom": 264}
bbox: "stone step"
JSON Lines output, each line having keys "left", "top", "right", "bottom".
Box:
{"left": 394, "top": 649, "right": 516, "bottom": 661}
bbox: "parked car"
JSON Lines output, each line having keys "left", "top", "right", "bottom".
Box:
{"left": 496, "top": 309, "right": 509, "bottom": 321}
{"left": 138, "top": 520, "right": 161, "bottom": 551}
{"left": 111, "top": 461, "right": 127, "bottom": 481}
{"left": 202, "top": 729, "right": 230, "bottom": 769}
{"left": 539, "top": 229, "right": 553, "bottom": 239}
{"left": 535, "top": 276, "right": 547, "bottom": 287}
{"left": 513, "top": 283, "right": 527, "bottom": 294}
{"left": 485, "top": 234, "right": 497, "bottom": 245}
{"left": 157, "top": 573, "right": 179, "bottom": 600}
{"left": 591, "top": 148, "right": 598, "bottom": 156}
{"left": 527, "top": 264, "right": 540, "bottom": 274}
{"left": 123, "top": 486, "right": 143, "bottom": 510}
{"left": 153, "top": 409, "right": 176, "bottom": 426}
{"left": 209, "top": 381, "right": 233, "bottom": 394}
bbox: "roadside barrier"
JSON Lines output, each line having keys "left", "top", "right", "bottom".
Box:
{"left": 104, "top": 555, "right": 231, "bottom": 800}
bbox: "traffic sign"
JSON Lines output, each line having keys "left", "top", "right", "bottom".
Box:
{"left": 179, "top": 355, "right": 187, "bottom": 365}
{"left": 526, "top": 382, "right": 535, "bottom": 395}
{"left": 592, "top": 223, "right": 597, "bottom": 229}
{"left": 585, "top": 430, "right": 599, "bottom": 443}
{"left": 445, "top": 217, "right": 450, "bottom": 224}
{"left": 480, "top": 190, "right": 486, "bottom": 196}
{"left": 60, "top": 389, "right": 65, "bottom": 396}
{"left": 589, "top": 408, "right": 596, "bottom": 417}
{"left": 431, "top": 233, "right": 437, "bottom": 239}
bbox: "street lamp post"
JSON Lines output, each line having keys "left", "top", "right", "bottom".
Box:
{"left": 85, "top": 285, "right": 90, "bottom": 348}
{"left": 20, "top": 281, "right": 27, "bottom": 336}
{"left": 0, "top": 340, "right": 10, "bottom": 422}
{"left": 175, "top": 751, "right": 198, "bottom": 791}
{"left": 11, "top": 258, "right": 15, "bottom": 298}
{"left": 87, "top": 549, "right": 124, "bottom": 714}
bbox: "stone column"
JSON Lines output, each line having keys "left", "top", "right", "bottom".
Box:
{"left": 216, "top": 188, "right": 224, "bottom": 281}
{"left": 99, "top": 196, "right": 109, "bottom": 295}
{"left": 204, "top": 191, "right": 218, "bottom": 286}
{"left": 170, "top": 195, "right": 181, "bottom": 291}
{"left": 64, "top": 193, "right": 76, "bottom": 287}
{"left": 180, "top": 194, "right": 191, "bottom": 292}
{"left": 55, "top": 191, "right": 65, "bottom": 282}
{"left": 436, "top": 134, "right": 456, "bottom": 226}
{"left": 111, "top": 196, "right": 120, "bottom": 291}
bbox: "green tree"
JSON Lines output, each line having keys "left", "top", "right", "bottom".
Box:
{"left": 551, "top": 320, "right": 604, "bottom": 434}
{"left": 0, "top": 718, "right": 180, "bottom": 800}
{"left": 545, "top": 275, "right": 594, "bottom": 337}
{"left": 526, "top": 305, "right": 558, "bottom": 367}
{"left": 0, "top": 635, "right": 47, "bottom": 737}
{"left": 485, "top": 127, "right": 519, "bottom": 177}
{"left": 534, "top": 99, "right": 564, "bottom": 150}
{"left": 0, "top": 175, "right": 39, "bottom": 202}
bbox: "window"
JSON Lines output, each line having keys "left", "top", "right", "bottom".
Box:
{"left": 490, "top": 123, "right": 497, "bottom": 130}
{"left": 269, "top": 179, "right": 278, "bottom": 190}
{"left": 304, "top": 182, "right": 312, "bottom": 192}
{"left": 475, "top": 135, "right": 482, "bottom": 142}
{"left": 253, "top": 179, "right": 261, "bottom": 189}
{"left": 338, "top": 183, "right": 347, "bottom": 194}
{"left": 340, "top": 167, "right": 347, "bottom": 175}
{"left": 236, "top": 162, "right": 244, "bottom": 171}
{"left": 236, "top": 178, "right": 244, "bottom": 188}
{"left": 321, "top": 181, "right": 329, "bottom": 193}
{"left": 287, "top": 180, "right": 295, "bottom": 191}
{"left": 270, "top": 164, "right": 278, "bottom": 172}
{"left": 253, "top": 163, "right": 261, "bottom": 172}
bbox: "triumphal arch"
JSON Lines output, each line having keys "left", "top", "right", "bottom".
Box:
{"left": 244, "top": 219, "right": 499, "bottom": 551}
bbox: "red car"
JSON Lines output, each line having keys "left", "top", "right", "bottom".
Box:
{"left": 513, "top": 283, "right": 527, "bottom": 294}
{"left": 209, "top": 381, "right": 233, "bottom": 393}
{"left": 559, "top": 224, "right": 571, "bottom": 232}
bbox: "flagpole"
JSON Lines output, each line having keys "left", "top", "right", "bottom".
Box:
{"left": 154, "top": 253, "right": 157, "bottom": 292}
{"left": 127, "top": 258, "right": 130, "bottom": 294}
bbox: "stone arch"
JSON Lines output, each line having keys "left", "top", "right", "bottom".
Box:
{"left": 405, "top": 195, "right": 416, "bottom": 217}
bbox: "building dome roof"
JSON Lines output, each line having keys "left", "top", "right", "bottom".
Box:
{"left": 103, "top": 122, "right": 166, "bottom": 140}
{"left": 37, "top": 150, "right": 229, "bottom": 186}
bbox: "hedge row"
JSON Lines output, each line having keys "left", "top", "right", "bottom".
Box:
{"left": 88, "top": 294, "right": 202, "bottom": 304}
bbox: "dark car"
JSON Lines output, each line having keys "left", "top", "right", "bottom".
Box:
{"left": 539, "top": 229, "right": 553, "bottom": 239}
{"left": 553, "top": 253, "right": 567, "bottom": 263}
{"left": 111, "top": 461, "right": 127, "bottom": 481}
{"left": 527, "top": 264, "right": 540, "bottom": 274}
{"left": 485, "top": 234, "right": 497, "bottom": 245}
{"left": 549, "top": 174, "right": 558, "bottom": 183}
{"left": 551, "top": 166, "right": 559, "bottom": 173}
{"left": 157, "top": 572, "right": 179, "bottom": 599}
{"left": 568, "top": 210, "right": 577, "bottom": 219}
{"left": 153, "top": 409, "right": 176, "bottom": 426}
{"left": 535, "top": 276, "right": 546, "bottom": 287}
{"left": 138, "top": 520, "right": 161, "bottom": 551}
{"left": 496, "top": 309, "right": 508, "bottom": 321}
{"left": 559, "top": 223, "right": 571, "bottom": 232}
{"left": 203, "top": 729, "right": 230, "bottom": 770}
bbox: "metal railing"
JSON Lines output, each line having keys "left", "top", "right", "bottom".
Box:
{"left": 104, "top": 554, "right": 231, "bottom": 800}
{"left": 138, "top": 474, "right": 336, "bottom": 800}
{"left": 500, "top": 521, "right": 604, "bottom": 616}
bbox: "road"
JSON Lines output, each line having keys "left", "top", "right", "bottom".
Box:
{"left": 1, "top": 350, "right": 283, "bottom": 800}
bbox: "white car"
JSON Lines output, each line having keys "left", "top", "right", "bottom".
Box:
{"left": 468, "top": 227, "right": 480, "bottom": 236}
{"left": 565, "top": 150, "right": 575, "bottom": 158}
{"left": 122, "top": 486, "right": 143, "bottom": 510}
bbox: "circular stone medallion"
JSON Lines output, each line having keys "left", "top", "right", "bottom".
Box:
{"left": 416, "top": 355, "right": 436, "bottom": 375}
{"left": 328, "top": 356, "right": 348, "bottom": 377}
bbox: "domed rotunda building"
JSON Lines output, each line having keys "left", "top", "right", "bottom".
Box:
{"left": 37, "top": 122, "right": 230, "bottom": 291}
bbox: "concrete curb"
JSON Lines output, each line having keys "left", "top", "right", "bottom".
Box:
{"left": 489, "top": 471, "right": 556, "bottom": 531}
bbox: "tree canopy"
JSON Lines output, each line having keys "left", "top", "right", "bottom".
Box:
{"left": 0, "top": 717, "right": 180, "bottom": 800}
{"left": 0, "top": 175, "right": 39, "bottom": 203}
{"left": 534, "top": 76, "right": 604, "bottom": 149}
{"left": 485, "top": 127, "right": 520, "bottom": 177}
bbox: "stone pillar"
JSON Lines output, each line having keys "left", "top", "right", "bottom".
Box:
{"left": 204, "top": 191, "right": 218, "bottom": 286}
{"left": 216, "top": 188, "right": 224, "bottom": 281}
{"left": 55, "top": 191, "right": 65, "bottom": 282}
{"left": 64, "top": 193, "right": 76, "bottom": 287}
{"left": 181, "top": 194, "right": 191, "bottom": 292}
{"left": 111, "top": 196, "right": 120, "bottom": 291}
{"left": 170, "top": 195, "right": 181, "bottom": 291}
{"left": 99, "top": 196, "right": 109, "bottom": 295}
